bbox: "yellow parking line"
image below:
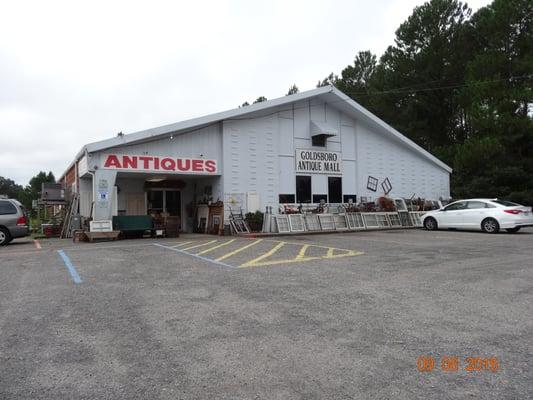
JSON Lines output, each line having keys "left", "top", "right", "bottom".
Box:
{"left": 243, "top": 243, "right": 364, "bottom": 268}
{"left": 172, "top": 241, "right": 194, "bottom": 248}
{"left": 215, "top": 239, "right": 263, "bottom": 262}
{"left": 295, "top": 244, "right": 309, "bottom": 260}
{"left": 181, "top": 240, "right": 218, "bottom": 251}
{"left": 196, "top": 239, "right": 236, "bottom": 255}
{"left": 246, "top": 250, "right": 365, "bottom": 268}
{"left": 240, "top": 241, "right": 285, "bottom": 268}
{"left": 262, "top": 238, "right": 357, "bottom": 251}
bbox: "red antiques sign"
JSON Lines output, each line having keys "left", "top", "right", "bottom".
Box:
{"left": 102, "top": 154, "right": 218, "bottom": 174}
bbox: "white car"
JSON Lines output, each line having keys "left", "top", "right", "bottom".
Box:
{"left": 422, "top": 199, "right": 533, "bottom": 233}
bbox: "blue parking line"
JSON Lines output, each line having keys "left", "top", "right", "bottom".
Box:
{"left": 153, "top": 243, "right": 237, "bottom": 269}
{"left": 57, "top": 249, "right": 82, "bottom": 284}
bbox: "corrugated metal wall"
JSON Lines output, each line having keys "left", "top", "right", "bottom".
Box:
{"left": 221, "top": 98, "right": 450, "bottom": 213}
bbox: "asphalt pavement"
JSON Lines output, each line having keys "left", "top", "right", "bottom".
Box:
{"left": 0, "top": 228, "right": 531, "bottom": 399}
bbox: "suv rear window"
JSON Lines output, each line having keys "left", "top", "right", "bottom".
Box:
{"left": 0, "top": 201, "right": 17, "bottom": 215}
{"left": 493, "top": 200, "right": 520, "bottom": 207}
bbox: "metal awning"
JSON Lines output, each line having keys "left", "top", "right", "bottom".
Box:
{"left": 310, "top": 120, "right": 338, "bottom": 138}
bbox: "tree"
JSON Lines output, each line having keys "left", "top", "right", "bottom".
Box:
{"left": 453, "top": 0, "right": 533, "bottom": 202}
{"left": 314, "top": 0, "right": 533, "bottom": 204}
{"left": 240, "top": 101, "right": 250, "bottom": 107}
{"left": 14, "top": 171, "right": 56, "bottom": 209}
{"left": 0, "top": 176, "right": 24, "bottom": 199}
{"left": 253, "top": 96, "right": 267, "bottom": 103}
{"left": 370, "top": 0, "right": 473, "bottom": 149}
{"left": 27, "top": 171, "right": 55, "bottom": 198}
{"left": 286, "top": 84, "right": 299, "bottom": 95}
{"left": 317, "top": 72, "right": 338, "bottom": 87}
{"left": 335, "top": 51, "right": 378, "bottom": 110}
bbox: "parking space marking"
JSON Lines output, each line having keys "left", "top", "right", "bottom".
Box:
{"left": 240, "top": 241, "right": 364, "bottom": 268}
{"left": 157, "top": 237, "right": 364, "bottom": 269}
{"left": 240, "top": 241, "right": 285, "bottom": 267}
{"left": 196, "top": 239, "right": 236, "bottom": 255}
{"left": 153, "top": 243, "right": 237, "bottom": 269}
{"left": 172, "top": 241, "right": 194, "bottom": 248}
{"left": 57, "top": 249, "right": 82, "bottom": 284}
{"left": 215, "top": 239, "right": 263, "bottom": 262}
{"left": 181, "top": 240, "right": 218, "bottom": 251}
{"left": 239, "top": 242, "right": 285, "bottom": 268}
{"left": 295, "top": 244, "right": 309, "bottom": 260}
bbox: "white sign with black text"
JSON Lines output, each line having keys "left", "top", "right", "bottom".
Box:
{"left": 295, "top": 149, "right": 342, "bottom": 175}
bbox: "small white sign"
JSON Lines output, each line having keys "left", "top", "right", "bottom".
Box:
{"left": 295, "top": 149, "right": 342, "bottom": 175}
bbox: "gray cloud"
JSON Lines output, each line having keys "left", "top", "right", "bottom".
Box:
{"left": 0, "top": 0, "right": 491, "bottom": 184}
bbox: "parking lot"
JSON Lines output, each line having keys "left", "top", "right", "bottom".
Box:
{"left": 1, "top": 228, "right": 531, "bottom": 399}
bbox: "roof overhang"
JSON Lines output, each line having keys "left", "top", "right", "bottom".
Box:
{"left": 60, "top": 84, "right": 452, "bottom": 180}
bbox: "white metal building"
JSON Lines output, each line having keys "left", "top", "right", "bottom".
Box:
{"left": 60, "top": 85, "right": 451, "bottom": 232}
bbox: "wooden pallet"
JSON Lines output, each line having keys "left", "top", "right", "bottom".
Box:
{"left": 84, "top": 231, "right": 120, "bottom": 242}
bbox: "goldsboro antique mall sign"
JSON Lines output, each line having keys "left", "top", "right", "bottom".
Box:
{"left": 295, "top": 149, "right": 342, "bottom": 175}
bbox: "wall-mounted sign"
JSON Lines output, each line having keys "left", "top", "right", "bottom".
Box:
{"left": 102, "top": 154, "right": 218, "bottom": 174}
{"left": 295, "top": 149, "right": 342, "bottom": 175}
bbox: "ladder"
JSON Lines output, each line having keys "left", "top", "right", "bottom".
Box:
{"left": 60, "top": 193, "right": 79, "bottom": 238}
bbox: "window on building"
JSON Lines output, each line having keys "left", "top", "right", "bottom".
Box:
{"left": 279, "top": 194, "right": 296, "bottom": 204}
{"left": 312, "top": 135, "right": 327, "bottom": 147}
{"left": 328, "top": 177, "right": 342, "bottom": 203}
{"left": 165, "top": 191, "right": 181, "bottom": 216}
{"left": 147, "top": 190, "right": 164, "bottom": 212}
{"left": 312, "top": 194, "right": 327, "bottom": 203}
{"left": 343, "top": 194, "right": 357, "bottom": 204}
{"left": 296, "top": 176, "right": 311, "bottom": 203}
{"left": 147, "top": 190, "right": 181, "bottom": 216}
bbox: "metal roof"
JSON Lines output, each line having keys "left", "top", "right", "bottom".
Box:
{"left": 61, "top": 85, "right": 452, "bottom": 179}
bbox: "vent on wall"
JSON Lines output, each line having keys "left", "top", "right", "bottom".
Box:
{"left": 310, "top": 120, "right": 337, "bottom": 147}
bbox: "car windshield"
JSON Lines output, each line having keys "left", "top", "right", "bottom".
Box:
{"left": 493, "top": 200, "right": 521, "bottom": 207}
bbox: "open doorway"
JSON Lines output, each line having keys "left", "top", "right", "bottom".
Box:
{"left": 147, "top": 189, "right": 181, "bottom": 217}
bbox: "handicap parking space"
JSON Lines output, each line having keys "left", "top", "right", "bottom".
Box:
{"left": 156, "top": 236, "right": 364, "bottom": 269}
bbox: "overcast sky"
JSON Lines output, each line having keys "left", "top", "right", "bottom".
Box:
{"left": 0, "top": 0, "right": 491, "bottom": 185}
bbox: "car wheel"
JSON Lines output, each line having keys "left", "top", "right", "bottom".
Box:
{"left": 423, "top": 217, "right": 438, "bottom": 231}
{"left": 506, "top": 227, "right": 521, "bottom": 233}
{"left": 0, "top": 227, "right": 11, "bottom": 246}
{"left": 481, "top": 218, "right": 500, "bottom": 234}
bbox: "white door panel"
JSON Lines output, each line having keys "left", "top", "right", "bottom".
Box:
{"left": 463, "top": 210, "right": 489, "bottom": 227}
{"left": 439, "top": 201, "right": 469, "bottom": 228}
{"left": 463, "top": 201, "right": 493, "bottom": 228}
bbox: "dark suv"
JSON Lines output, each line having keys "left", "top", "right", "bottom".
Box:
{"left": 0, "top": 199, "right": 30, "bottom": 245}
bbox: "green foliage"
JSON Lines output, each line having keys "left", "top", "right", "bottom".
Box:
{"left": 245, "top": 210, "right": 264, "bottom": 232}
{"left": 286, "top": 84, "right": 299, "bottom": 95}
{"left": 0, "top": 171, "right": 56, "bottom": 209}
{"left": 0, "top": 176, "right": 24, "bottom": 199}
{"left": 335, "top": 51, "right": 377, "bottom": 109}
{"left": 316, "top": 72, "right": 338, "bottom": 88}
{"left": 321, "top": 0, "right": 533, "bottom": 204}
{"left": 245, "top": 210, "right": 264, "bottom": 224}
{"left": 28, "top": 171, "right": 55, "bottom": 199}
{"left": 253, "top": 96, "right": 267, "bottom": 104}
